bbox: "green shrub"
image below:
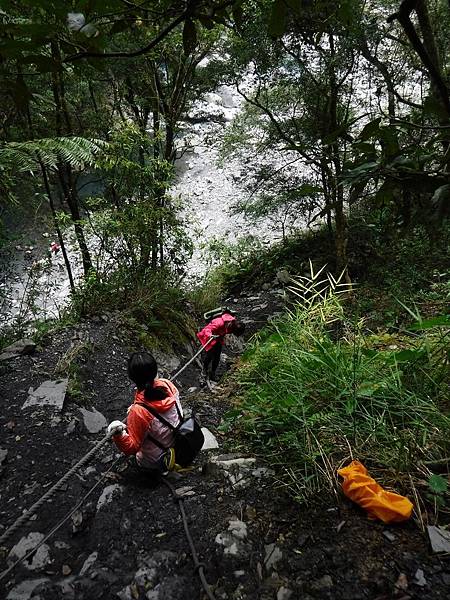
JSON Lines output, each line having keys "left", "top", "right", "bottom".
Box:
{"left": 70, "top": 269, "right": 195, "bottom": 349}
{"left": 187, "top": 269, "right": 225, "bottom": 315}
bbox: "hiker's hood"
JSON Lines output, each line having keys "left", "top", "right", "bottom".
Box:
{"left": 133, "top": 378, "right": 178, "bottom": 412}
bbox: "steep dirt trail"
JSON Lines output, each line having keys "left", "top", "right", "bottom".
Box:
{"left": 0, "top": 288, "right": 449, "bottom": 600}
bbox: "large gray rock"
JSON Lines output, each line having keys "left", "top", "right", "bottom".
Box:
{"left": 201, "top": 427, "right": 219, "bottom": 450}
{"left": 427, "top": 525, "right": 450, "bottom": 553}
{"left": 96, "top": 484, "right": 122, "bottom": 510}
{"left": 8, "top": 532, "right": 51, "bottom": 570}
{"left": 151, "top": 350, "right": 180, "bottom": 376}
{"left": 79, "top": 407, "right": 107, "bottom": 434}
{"left": 215, "top": 457, "right": 256, "bottom": 469}
{"left": 215, "top": 519, "right": 248, "bottom": 557}
{"left": 264, "top": 543, "right": 283, "bottom": 571}
{"left": 6, "top": 578, "right": 49, "bottom": 600}
{"left": 210, "top": 455, "right": 273, "bottom": 489}
{"left": 116, "top": 585, "right": 134, "bottom": 600}
{"left": 277, "top": 587, "right": 293, "bottom": 600}
{"left": 0, "top": 339, "right": 36, "bottom": 361}
{"left": 414, "top": 568, "right": 427, "bottom": 587}
{"left": 79, "top": 551, "right": 98, "bottom": 575}
{"left": 23, "top": 379, "right": 68, "bottom": 410}
{"left": 118, "top": 551, "right": 178, "bottom": 600}
{"left": 276, "top": 269, "right": 292, "bottom": 285}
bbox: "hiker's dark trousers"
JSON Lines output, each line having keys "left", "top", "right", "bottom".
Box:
{"left": 203, "top": 343, "right": 222, "bottom": 378}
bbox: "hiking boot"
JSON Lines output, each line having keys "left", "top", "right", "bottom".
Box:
{"left": 208, "top": 370, "right": 218, "bottom": 383}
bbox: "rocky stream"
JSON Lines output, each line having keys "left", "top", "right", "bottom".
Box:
{"left": 0, "top": 82, "right": 290, "bottom": 329}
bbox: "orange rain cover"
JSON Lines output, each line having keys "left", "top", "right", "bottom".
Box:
{"left": 337, "top": 460, "right": 413, "bottom": 523}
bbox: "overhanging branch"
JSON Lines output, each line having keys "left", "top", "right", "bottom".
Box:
{"left": 64, "top": 11, "right": 187, "bottom": 62}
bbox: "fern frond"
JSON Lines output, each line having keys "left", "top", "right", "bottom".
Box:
{"left": 0, "top": 137, "right": 108, "bottom": 172}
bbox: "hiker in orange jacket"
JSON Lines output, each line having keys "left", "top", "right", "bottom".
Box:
{"left": 196, "top": 312, "right": 245, "bottom": 382}
{"left": 107, "top": 352, "right": 182, "bottom": 472}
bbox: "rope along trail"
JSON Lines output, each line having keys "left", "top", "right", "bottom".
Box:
{"left": 0, "top": 432, "right": 111, "bottom": 547}
{"left": 0, "top": 456, "right": 123, "bottom": 583}
{"left": 0, "top": 335, "right": 218, "bottom": 598}
{"left": 160, "top": 476, "right": 217, "bottom": 600}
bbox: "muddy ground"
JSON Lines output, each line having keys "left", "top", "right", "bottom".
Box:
{"left": 0, "top": 287, "right": 449, "bottom": 600}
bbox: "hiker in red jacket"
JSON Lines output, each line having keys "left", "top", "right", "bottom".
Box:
{"left": 107, "top": 352, "right": 182, "bottom": 472}
{"left": 197, "top": 312, "right": 245, "bottom": 382}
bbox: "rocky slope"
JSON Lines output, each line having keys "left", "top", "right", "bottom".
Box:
{"left": 0, "top": 287, "right": 449, "bottom": 600}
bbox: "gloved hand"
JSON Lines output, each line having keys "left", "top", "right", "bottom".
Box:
{"left": 107, "top": 420, "right": 126, "bottom": 437}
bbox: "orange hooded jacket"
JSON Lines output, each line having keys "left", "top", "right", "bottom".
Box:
{"left": 113, "top": 378, "right": 182, "bottom": 468}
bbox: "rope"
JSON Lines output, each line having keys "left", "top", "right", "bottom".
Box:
{"left": 169, "top": 335, "right": 217, "bottom": 381}
{"left": 159, "top": 476, "right": 217, "bottom": 600}
{"left": 0, "top": 432, "right": 112, "bottom": 546}
{"left": 0, "top": 456, "right": 122, "bottom": 583}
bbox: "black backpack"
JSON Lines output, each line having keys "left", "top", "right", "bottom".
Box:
{"left": 136, "top": 402, "right": 204, "bottom": 468}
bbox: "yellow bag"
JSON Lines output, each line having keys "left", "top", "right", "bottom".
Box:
{"left": 337, "top": 460, "right": 413, "bottom": 523}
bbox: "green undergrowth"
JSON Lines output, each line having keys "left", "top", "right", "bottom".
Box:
{"left": 187, "top": 269, "right": 225, "bottom": 315}
{"left": 0, "top": 313, "right": 77, "bottom": 352}
{"left": 223, "top": 273, "right": 450, "bottom": 507}
{"left": 70, "top": 269, "right": 195, "bottom": 350}
{"left": 193, "top": 229, "right": 334, "bottom": 302}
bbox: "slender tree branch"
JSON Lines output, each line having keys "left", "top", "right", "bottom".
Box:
{"left": 387, "top": 0, "right": 450, "bottom": 116}
{"left": 390, "top": 118, "right": 450, "bottom": 130}
{"left": 236, "top": 79, "right": 323, "bottom": 170}
{"left": 64, "top": 11, "right": 187, "bottom": 62}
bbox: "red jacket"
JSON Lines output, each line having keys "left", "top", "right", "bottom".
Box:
{"left": 114, "top": 379, "right": 182, "bottom": 468}
{"left": 196, "top": 312, "right": 236, "bottom": 351}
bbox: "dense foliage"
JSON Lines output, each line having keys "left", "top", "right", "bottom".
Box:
{"left": 224, "top": 268, "right": 450, "bottom": 507}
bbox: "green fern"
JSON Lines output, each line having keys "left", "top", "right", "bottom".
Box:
{"left": 0, "top": 137, "right": 107, "bottom": 172}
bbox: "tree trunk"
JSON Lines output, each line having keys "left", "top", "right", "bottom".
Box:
{"left": 415, "top": 0, "right": 450, "bottom": 157}
{"left": 320, "top": 158, "right": 334, "bottom": 239}
{"left": 50, "top": 41, "right": 93, "bottom": 276}
{"left": 40, "top": 165, "right": 75, "bottom": 292}
{"left": 164, "top": 120, "right": 175, "bottom": 162}
{"left": 57, "top": 164, "right": 93, "bottom": 275}
{"left": 25, "top": 106, "right": 75, "bottom": 292}
{"left": 390, "top": 1, "right": 450, "bottom": 121}
{"left": 334, "top": 201, "right": 349, "bottom": 279}
{"left": 328, "top": 34, "right": 351, "bottom": 284}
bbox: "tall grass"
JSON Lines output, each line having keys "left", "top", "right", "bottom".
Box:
{"left": 229, "top": 267, "right": 450, "bottom": 503}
